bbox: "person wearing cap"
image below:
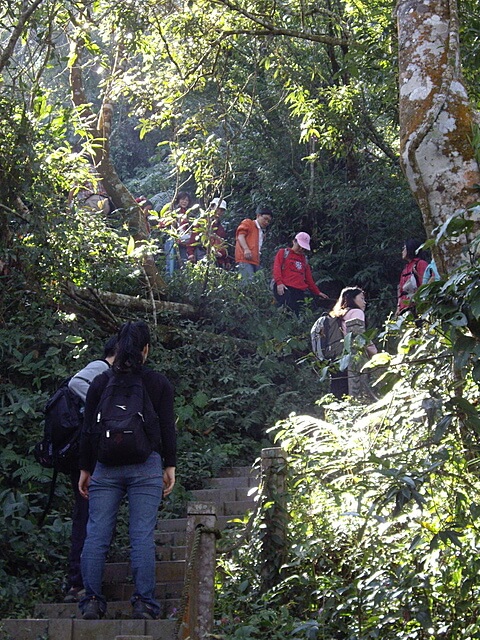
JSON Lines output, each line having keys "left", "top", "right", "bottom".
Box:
{"left": 189, "top": 197, "right": 229, "bottom": 266}
{"left": 272, "top": 232, "right": 328, "bottom": 314}
{"left": 235, "top": 205, "right": 273, "bottom": 282}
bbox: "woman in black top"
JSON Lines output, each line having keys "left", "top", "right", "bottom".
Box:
{"left": 78, "top": 321, "right": 176, "bottom": 621}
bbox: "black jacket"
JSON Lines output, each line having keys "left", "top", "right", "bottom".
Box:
{"left": 79, "top": 366, "right": 176, "bottom": 473}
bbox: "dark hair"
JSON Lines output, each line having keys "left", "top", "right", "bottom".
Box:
{"left": 404, "top": 239, "right": 427, "bottom": 261}
{"left": 331, "top": 286, "right": 364, "bottom": 317}
{"left": 113, "top": 321, "right": 150, "bottom": 373}
{"left": 103, "top": 336, "right": 118, "bottom": 359}
{"left": 256, "top": 205, "right": 273, "bottom": 217}
{"left": 173, "top": 191, "right": 192, "bottom": 208}
{"left": 135, "top": 196, "right": 153, "bottom": 207}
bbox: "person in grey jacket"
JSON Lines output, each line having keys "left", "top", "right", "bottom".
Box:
{"left": 63, "top": 336, "right": 117, "bottom": 603}
{"left": 78, "top": 321, "right": 176, "bottom": 621}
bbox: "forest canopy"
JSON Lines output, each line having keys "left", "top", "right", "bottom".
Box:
{"left": 2, "top": 0, "right": 480, "bottom": 638}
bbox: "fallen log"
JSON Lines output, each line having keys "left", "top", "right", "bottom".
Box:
{"left": 63, "top": 282, "right": 257, "bottom": 353}
{"left": 65, "top": 283, "right": 196, "bottom": 318}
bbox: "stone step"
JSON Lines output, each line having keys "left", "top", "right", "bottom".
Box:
{"left": 13, "top": 465, "right": 258, "bottom": 637}
{"left": 0, "top": 618, "right": 176, "bottom": 640}
{"left": 218, "top": 465, "right": 259, "bottom": 478}
{"left": 188, "top": 486, "right": 258, "bottom": 506}
{"left": 236, "top": 485, "right": 259, "bottom": 501}
{"left": 154, "top": 529, "right": 187, "bottom": 547}
{"left": 34, "top": 598, "right": 181, "bottom": 620}
{"left": 104, "top": 581, "right": 183, "bottom": 602}
{"left": 103, "top": 560, "right": 185, "bottom": 583}
{"left": 189, "top": 487, "right": 238, "bottom": 503}
{"left": 155, "top": 545, "right": 185, "bottom": 561}
{"left": 158, "top": 514, "right": 247, "bottom": 533}
{"left": 204, "top": 475, "right": 258, "bottom": 489}
{"left": 223, "top": 499, "right": 256, "bottom": 516}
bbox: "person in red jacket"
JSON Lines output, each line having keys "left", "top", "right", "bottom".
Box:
{"left": 235, "top": 205, "right": 273, "bottom": 282}
{"left": 272, "top": 232, "right": 328, "bottom": 314}
{"left": 396, "top": 239, "right": 429, "bottom": 316}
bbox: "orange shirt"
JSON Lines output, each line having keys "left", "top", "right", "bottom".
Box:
{"left": 235, "top": 218, "right": 263, "bottom": 266}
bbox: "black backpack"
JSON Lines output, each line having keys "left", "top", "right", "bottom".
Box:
{"left": 311, "top": 313, "right": 344, "bottom": 361}
{"left": 34, "top": 378, "right": 84, "bottom": 474}
{"left": 94, "top": 370, "right": 159, "bottom": 466}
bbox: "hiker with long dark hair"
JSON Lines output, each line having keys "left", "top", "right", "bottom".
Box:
{"left": 396, "top": 239, "right": 429, "bottom": 316}
{"left": 330, "top": 287, "right": 377, "bottom": 399}
{"left": 78, "top": 321, "right": 176, "bottom": 621}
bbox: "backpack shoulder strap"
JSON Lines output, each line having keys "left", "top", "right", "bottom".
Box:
{"left": 37, "top": 468, "right": 58, "bottom": 527}
{"left": 280, "top": 247, "right": 289, "bottom": 270}
{"left": 410, "top": 258, "right": 423, "bottom": 286}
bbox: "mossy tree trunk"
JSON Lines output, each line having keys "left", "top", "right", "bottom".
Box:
{"left": 68, "top": 34, "right": 166, "bottom": 296}
{"left": 397, "top": 0, "right": 480, "bottom": 273}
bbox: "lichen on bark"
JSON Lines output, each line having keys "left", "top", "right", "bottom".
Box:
{"left": 396, "top": 0, "right": 480, "bottom": 272}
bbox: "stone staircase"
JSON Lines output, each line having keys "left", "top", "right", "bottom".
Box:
{"left": 0, "top": 466, "right": 259, "bottom": 640}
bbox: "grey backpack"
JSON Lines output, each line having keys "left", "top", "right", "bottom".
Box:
{"left": 311, "top": 313, "right": 344, "bottom": 361}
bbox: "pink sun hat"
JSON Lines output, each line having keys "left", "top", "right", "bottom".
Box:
{"left": 295, "top": 232, "right": 311, "bottom": 251}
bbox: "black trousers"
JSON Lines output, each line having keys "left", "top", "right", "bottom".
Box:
{"left": 67, "top": 469, "right": 89, "bottom": 589}
{"left": 273, "top": 285, "right": 309, "bottom": 315}
{"left": 330, "top": 370, "right": 348, "bottom": 399}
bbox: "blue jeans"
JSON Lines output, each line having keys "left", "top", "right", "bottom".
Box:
{"left": 80, "top": 452, "right": 163, "bottom": 615}
{"left": 164, "top": 237, "right": 176, "bottom": 277}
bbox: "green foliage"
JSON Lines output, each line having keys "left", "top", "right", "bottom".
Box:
{"left": 460, "top": 0, "right": 480, "bottom": 104}
{"left": 79, "top": 0, "right": 426, "bottom": 321}
{"left": 1, "top": 0, "right": 426, "bottom": 331}
{"left": 0, "top": 300, "right": 118, "bottom": 617}
{"left": 1, "top": 0, "right": 480, "bottom": 631}
{"left": 213, "top": 240, "right": 480, "bottom": 638}
{"left": 0, "top": 219, "right": 328, "bottom": 616}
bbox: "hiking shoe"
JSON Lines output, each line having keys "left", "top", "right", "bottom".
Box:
{"left": 132, "top": 598, "right": 158, "bottom": 620}
{"left": 63, "top": 587, "right": 85, "bottom": 603}
{"left": 81, "top": 598, "right": 103, "bottom": 620}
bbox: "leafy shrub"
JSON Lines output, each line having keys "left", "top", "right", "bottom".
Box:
{"left": 0, "top": 226, "right": 329, "bottom": 616}
{"left": 214, "top": 251, "right": 480, "bottom": 638}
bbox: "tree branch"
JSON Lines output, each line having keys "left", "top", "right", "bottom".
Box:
{"left": 362, "top": 114, "right": 399, "bottom": 164}
{"left": 0, "top": 0, "right": 45, "bottom": 73}
{"left": 220, "top": 27, "right": 347, "bottom": 47}
{"left": 212, "top": 0, "right": 349, "bottom": 46}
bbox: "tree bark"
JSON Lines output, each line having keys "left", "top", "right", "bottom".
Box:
{"left": 64, "top": 283, "right": 257, "bottom": 352}
{"left": 0, "top": 0, "right": 45, "bottom": 73}
{"left": 68, "top": 34, "right": 166, "bottom": 295}
{"left": 397, "top": 0, "right": 480, "bottom": 273}
{"left": 65, "top": 283, "right": 196, "bottom": 317}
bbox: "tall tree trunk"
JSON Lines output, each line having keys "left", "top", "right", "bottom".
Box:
{"left": 69, "top": 34, "right": 166, "bottom": 296}
{"left": 397, "top": 0, "right": 480, "bottom": 273}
